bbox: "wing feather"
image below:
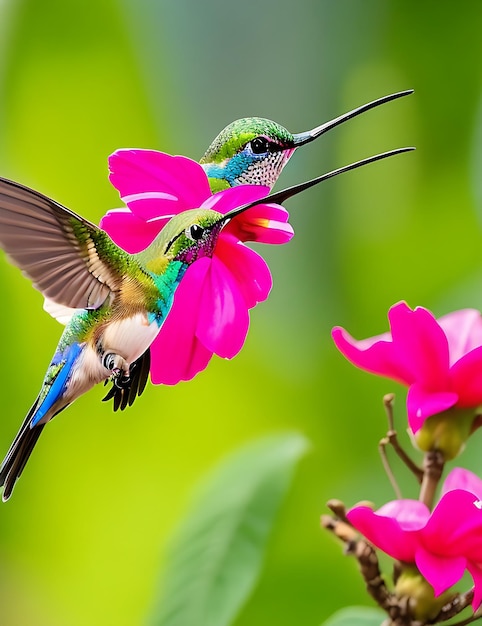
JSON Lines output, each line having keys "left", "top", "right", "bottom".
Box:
{"left": 0, "top": 177, "right": 130, "bottom": 309}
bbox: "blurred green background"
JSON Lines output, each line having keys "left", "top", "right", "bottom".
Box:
{"left": 0, "top": 1, "right": 482, "bottom": 624}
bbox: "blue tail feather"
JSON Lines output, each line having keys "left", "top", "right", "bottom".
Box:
{"left": 0, "top": 342, "right": 83, "bottom": 499}
{"left": 31, "top": 343, "right": 82, "bottom": 427}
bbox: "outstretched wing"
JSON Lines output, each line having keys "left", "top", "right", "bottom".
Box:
{"left": 0, "top": 177, "right": 129, "bottom": 309}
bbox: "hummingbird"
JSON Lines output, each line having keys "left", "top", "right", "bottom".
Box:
{"left": 199, "top": 90, "right": 413, "bottom": 191}
{"left": 103, "top": 89, "right": 414, "bottom": 410}
{"left": 0, "top": 140, "right": 413, "bottom": 499}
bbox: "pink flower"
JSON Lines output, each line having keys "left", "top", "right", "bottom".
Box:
{"left": 347, "top": 468, "right": 482, "bottom": 609}
{"left": 100, "top": 149, "right": 293, "bottom": 384}
{"left": 332, "top": 301, "right": 482, "bottom": 433}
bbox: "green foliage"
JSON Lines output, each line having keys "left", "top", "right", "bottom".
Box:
{"left": 149, "top": 433, "right": 307, "bottom": 626}
{"left": 321, "top": 606, "right": 386, "bottom": 626}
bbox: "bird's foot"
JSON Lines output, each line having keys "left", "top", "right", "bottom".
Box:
{"left": 111, "top": 368, "right": 131, "bottom": 389}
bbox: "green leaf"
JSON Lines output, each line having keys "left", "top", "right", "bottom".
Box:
{"left": 149, "top": 432, "right": 308, "bottom": 626}
{"left": 321, "top": 606, "right": 386, "bottom": 626}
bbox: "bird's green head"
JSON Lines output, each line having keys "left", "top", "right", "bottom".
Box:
{"left": 137, "top": 209, "right": 226, "bottom": 272}
{"left": 163, "top": 209, "right": 224, "bottom": 264}
{"left": 199, "top": 117, "right": 296, "bottom": 191}
{"left": 199, "top": 90, "right": 414, "bottom": 192}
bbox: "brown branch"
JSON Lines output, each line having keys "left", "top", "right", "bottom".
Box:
{"left": 419, "top": 449, "right": 445, "bottom": 509}
{"left": 427, "top": 589, "right": 474, "bottom": 624}
{"left": 447, "top": 612, "right": 482, "bottom": 626}
{"left": 321, "top": 513, "right": 394, "bottom": 612}
{"left": 380, "top": 394, "right": 424, "bottom": 493}
{"left": 429, "top": 589, "right": 482, "bottom": 626}
{"left": 379, "top": 435, "right": 403, "bottom": 498}
{"left": 326, "top": 499, "right": 351, "bottom": 524}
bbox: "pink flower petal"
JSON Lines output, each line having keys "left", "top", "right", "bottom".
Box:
{"left": 388, "top": 303, "right": 450, "bottom": 390}
{"left": 333, "top": 301, "right": 482, "bottom": 437}
{"left": 100, "top": 209, "right": 167, "bottom": 253}
{"left": 215, "top": 233, "right": 272, "bottom": 309}
{"left": 202, "top": 184, "right": 270, "bottom": 214}
{"left": 331, "top": 326, "right": 414, "bottom": 385}
{"left": 449, "top": 510, "right": 482, "bottom": 561}
{"left": 407, "top": 383, "right": 459, "bottom": 433}
{"left": 347, "top": 505, "right": 420, "bottom": 563}
{"left": 245, "top": 218, "right": 294, "bottom": 244}
{"left": 108, "top": 149, "right": 211, "bottom": 209}
{"left": 150, "top": 259, "right": 213, "bottom": 384}
{"left": 415, "top": 548, "right": 466, "bottom": 596}
{"left": 118, "top": 195, "right": 181, "bottom": 222}
{"left": 438, "top": 309, "right": 482, "bottom": 365}
{"left": 196, "top": 255, "right": 250, "bottom": 358}
{"left": 443, "top": 468, "right": 482, "bottom": 499}
{"left": 184, "top": 338, "right": 213, "bottom": 381}
{"left": 226, "top": 203, "right": 294, "bottom": 244}
{"left": 377, "top": 499, "right": 430, "bottom": 530}
{"left": 467, "top": 562, "right": 482, "bottom": 610}
{"left": 449, "top": 346, "right": 482, "bottom": 407}
{"left": 423, "top": 490, "right": 482, "bottom": 557}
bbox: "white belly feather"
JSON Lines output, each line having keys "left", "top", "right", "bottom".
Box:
{"left": 101, "top": 313, "right": 160, "bottom": 364}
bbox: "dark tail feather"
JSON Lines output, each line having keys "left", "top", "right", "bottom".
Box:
{"left": 0, "top": 400, "right": 45, "bottom": 501}
{"left": 102, "top": 349, "right": 151, "bottom": 411}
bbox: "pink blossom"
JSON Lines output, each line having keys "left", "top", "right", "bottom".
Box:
{"left": 347, "top": 468, "right": 482, "bottom": 609}
{"left": 100, "top": 149, "right": 293, "bottom": 384}
{"left": 332, "top": 301, "right": 482, "bottom": 433}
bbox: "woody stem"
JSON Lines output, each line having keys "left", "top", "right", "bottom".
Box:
{"left": 380, "top": 394, "right": 424, "bottom": 498}
{"left": 419, "top": 449, "right": 445, "bottom": 509}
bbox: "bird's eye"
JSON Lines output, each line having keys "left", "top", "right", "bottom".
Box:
{"left": 249, "top": 137, "right": 269, "bottom": 154}
{"left": 186, "top": 224, "right": 205, "bottom": 241}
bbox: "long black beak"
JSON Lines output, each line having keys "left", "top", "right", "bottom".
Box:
{"left": 221, "top": 146, "right": 415, "bottom": 223}
{"left": 292, "top": 90, "right": 413, "bottom": 147}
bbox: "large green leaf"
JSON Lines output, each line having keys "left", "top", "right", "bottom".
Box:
{"left": 321, "top": 606, "right": 386, "bottom": 626}
{"left": 149, "top": 432, "right": 308, "bottom": 626}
